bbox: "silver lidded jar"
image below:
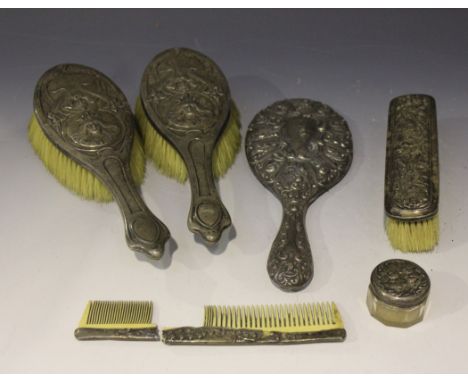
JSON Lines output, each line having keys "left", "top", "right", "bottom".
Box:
{"left": 367, "top": 259, "right": 430, "bottom": 327}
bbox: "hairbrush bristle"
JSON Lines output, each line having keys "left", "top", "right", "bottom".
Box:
{"left": 203, "top": 302, "right": 344, "bottom": 333}
{"left": 385, "top": 215, "right": 439, "bottom": 252}
{"left": 135, "top": 97, "right": 241, "bottom": 183}
{"left": 79, "top": 300, "right": 154, "bottom": 329}
{"left": 28, "top": 115, "right": 145, "bottom": 202}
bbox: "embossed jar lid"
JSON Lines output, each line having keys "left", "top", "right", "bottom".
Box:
{"left": 369, "top": 259, "right": 430, "bottom": 308}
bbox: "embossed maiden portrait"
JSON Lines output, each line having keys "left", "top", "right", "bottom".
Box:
{"left": 246, "top": 99, "right": 353, "bottom": 292}
{"left": 33, "top": 64, "right": 170, "bottom": 259}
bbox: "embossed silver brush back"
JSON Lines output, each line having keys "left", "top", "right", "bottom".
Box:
{"left": 246, "top": 99, "right": 353, "bottom": 292}
{"left": 385, "top": 94, "right": 439, "bottom": 221}
{"left": 140, "top": 48, "right": 232, "bottom": 244}
{"left": 34, "top": 64, "right": 170, "bottom": 259}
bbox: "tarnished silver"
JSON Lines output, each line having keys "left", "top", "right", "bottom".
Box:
{"left": 74, "top": 327, "right": 160, "bottom": 341}
{"left": 140, "top": 48, "right": 232, "bottom": 243}
{"left": 34, "top": 64, "right": 170, "bottom": 259}
{"left": 246, "top": 99, "right": 353, "bottom": 292}
{"left": 369, "top": 259, "right": 430, "bottom": 309}
{"left": 162, "top": 327, "right": 346, "bottom": 345}
{"left": 385, "top": 94, "right": 439, "bottom": 221}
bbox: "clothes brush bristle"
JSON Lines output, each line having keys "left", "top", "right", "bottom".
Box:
{"left": 28, "top": 114, "right": 145, "bottom": 202}
{"left": 385, "top": 215, "right": 439, "bottom": 252}
{"left": 135, "top": 97, "right": 241, "bottom": 183}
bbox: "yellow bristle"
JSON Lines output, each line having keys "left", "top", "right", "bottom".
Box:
{"left": 385, "top": 215, "right": 439, "bottom": 252}
{"left": 135, "top": 97, "right": 241, "bottom": 183}
{"left": 202, "top": 302, "right": 344, "bottom": 333}
{"left": 28, "top": 115, "right": 145, "bottom": 202}
{"left": 78, "top": 301, "right": 155, "bottom": 330}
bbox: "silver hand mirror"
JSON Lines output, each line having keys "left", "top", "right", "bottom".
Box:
{"left": 246, "top": 99, "right": 353, "bottom": 292}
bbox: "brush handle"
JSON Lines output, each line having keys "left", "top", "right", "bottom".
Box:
{"left": 183, "top": 139, "right": 231, "bottom": 243}
{"left": 101, "top": 157, "right": 170, "bottom": 259}
{"left": 267, "top": 207, "right": 314, "bottom": 292}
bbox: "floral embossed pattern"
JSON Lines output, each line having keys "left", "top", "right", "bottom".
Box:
{"left": 246, "top": 99, "right": 353, "bottom": 210}
{"left": 371, "top": 259, "right": 430, "bottom": 307}
{"left": 37, "top": 65, "right": 128, "bottom": 151}
{"left": 141, "top": 48, "right": 229, "bottom": 136}
{"left": 385, "top": 94, "right": 439, "bottom": 218}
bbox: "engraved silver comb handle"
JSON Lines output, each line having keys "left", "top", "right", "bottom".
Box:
{"left": 99, "top": 156, "right": 170, "bottom": 259}
{"left": 267, "top": 204, "right": 313, "bottom": 292}
{"left": 183, "top": 139, "right": 231, "bottom": 243}
{"left": 162, "top": 327, "right": 346, "bottom": 345}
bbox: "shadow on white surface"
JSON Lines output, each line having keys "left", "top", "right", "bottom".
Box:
{"left": 134, "top": 236, "right": 178, "bottom": 270}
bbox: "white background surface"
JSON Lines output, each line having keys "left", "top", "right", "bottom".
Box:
{"left": 1, "top": 9, "right": 468, "bottom": 372}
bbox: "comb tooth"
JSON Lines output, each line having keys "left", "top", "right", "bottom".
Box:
{"left": 294, "top": 304, "right": 299, "bottom": 327}
{"left": 119, "top": 301, "right": 126, "bottom": 324}
{"left": 223, "top": 306, "right": 228, "bottom": 328}
{"left": 318, "top": 303, "right": 324, "bottom": 325}
{"left": 281, "top": 304, "right": 287, "bottom": 328}
{"left": 207, "top": 306, "right": 213, "bottom": 327}
{"left": 115, "top": 301, "right": 122, "bottom": 324}
{"left": 251, "top": 306, "right": 256, "bottom": 328}
{"left": 93, "top": 301, "right": 100, "bottom": 324}
{"left": 308, "top": 303, "right": 315, "bottom": 325}
{"left": 277, "top": 305, "right": 282, "bottom": 328}
{"left": 318, "top": 303, "right": 325, "bottom": 325}
{"left": 227, "top": 305, "right": 232, "bottom": 328}
{"left": 321, "top": 303, "right": 328, "bottom": 325}
{"left": 326, "top": 302, "right": 333, "bottom": 325}
{"left": 216, "top": 305, "right": 221, "bottom": 327}
{"left": 87, "top": 301, "right": 94, "bottom": 324}
{"left": 138, "top": 302, "right": 145, "bottom": 323}
{"left": 330, "top": 302, "right": 337, "bottom": 324}
{"left": 265, "top": 305, "right": 270, "bottom": 328}
{"left": 232, "top": 306, "right": 237, "bottom": 328}
{"left": 261, "top": 305, "right": 266, "bottom": 328}
{"left": 301, "top": 303, "right": 307, "bottom": 326}
{"left": 326, "top": 303, "right": 332, "bottom": 324}
{"left": 96, "top": 301, "right": 105, "bottom": 324}
{"left": 147, "top": 302, "right": 153, "bottom": 323}
{"left": 224, "top": 305, "right": 231, "bottom": 328}
{"left": 234, "top": 305, "right": 238, "bottom": 328}
{"left": 129, "top": 301, "right": 136, "bottom": 323}
{"left": 254, "top": 305, "right": 261, "bottom": 328}
{"left": 230, "top": 306, "right": 235, "bottom": 328}
{"left": 243, "top": 305, "right": 248, "bottom": 328}
{"left": 291, "top": 304, "right": 296, "bottom": 327}
{"left": 209, "top": 306, "right": 214, "bottom": 327}
{"left": 297, "top": 304, "right": 303, "bottom": 327}
{"left": 257, "top": 305, "right": 262, "bottom": 328}
{"left": 332, "top": 302, "right": 340, "bottom": 324}
{"left": 311, "top": 303, "right": 317, "bottom": 325}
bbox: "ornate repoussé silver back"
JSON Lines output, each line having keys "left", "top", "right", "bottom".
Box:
{"left": 370, "top": 259, "right": 430, "bottom": 308}
{"left": 140, "top": 48, "right": 232, "bottom": 244}
{"left": 34, "top": 64, "right": 170, "bottom": 259}
{"left": 246, "top": 99, "right": 353, "bottom": 292}
{"left": 385, "top": 94, "right": 439, "bottom": 220}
